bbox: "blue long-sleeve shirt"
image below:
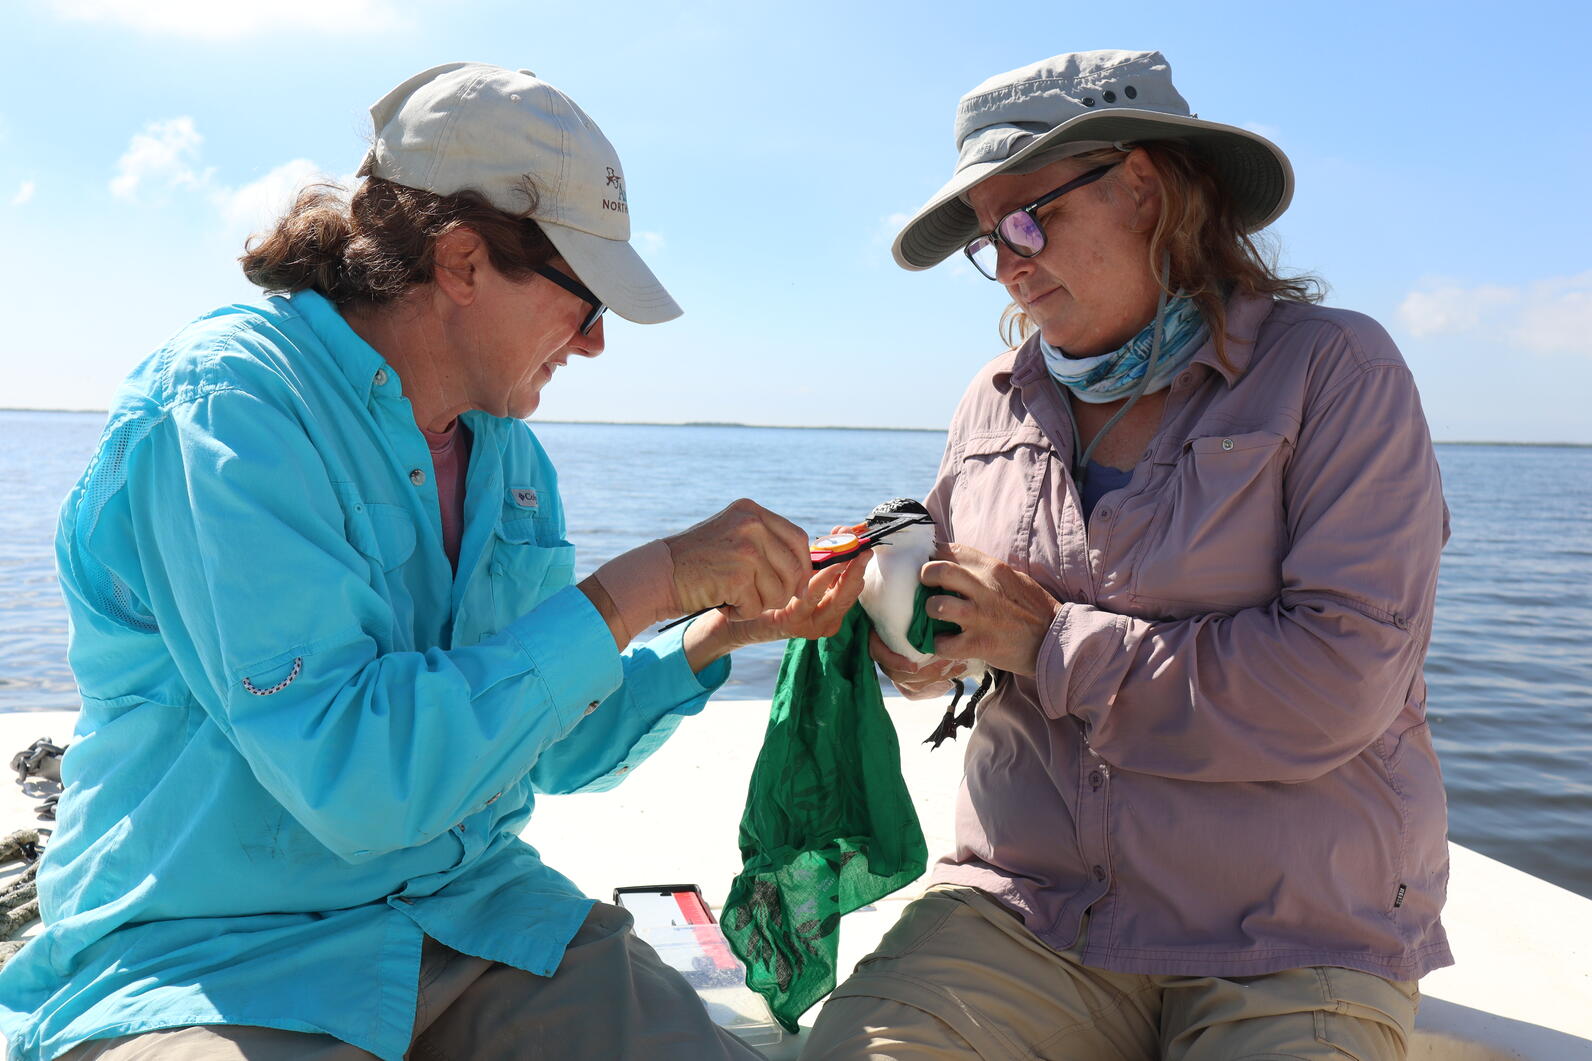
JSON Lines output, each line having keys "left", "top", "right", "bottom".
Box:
{"left": 0, "top": 291, "right": 728, "bottom": 1061}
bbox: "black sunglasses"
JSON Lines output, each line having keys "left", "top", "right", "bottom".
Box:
{"left": 534, "top": 264, "right": 607, "bottom": 335}
{"left": 962, "top": 163, "right": 1119, "bottom": 280}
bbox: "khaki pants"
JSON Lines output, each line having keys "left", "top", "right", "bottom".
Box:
{"left": 801, "top": 887, "right": 1419, "bottom": 1061}
{"left": 63, "top": 903, "right": 762, "bottom": 1061}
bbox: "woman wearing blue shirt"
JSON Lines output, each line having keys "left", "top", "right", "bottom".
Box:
{"left": 0, "top": 63, "right": 860, "bottom": 1061}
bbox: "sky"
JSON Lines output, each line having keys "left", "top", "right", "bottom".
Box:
{"left": 1, "top": 0, "right": 1589, "bottom": 442}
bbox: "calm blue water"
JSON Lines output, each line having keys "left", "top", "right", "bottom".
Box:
{"left": 1, "top": 411, "right": 1589, "bottom": 898}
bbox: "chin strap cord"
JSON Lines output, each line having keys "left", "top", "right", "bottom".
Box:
{"left": 1069, "top": 250, "right": 1175, "bottom": 482}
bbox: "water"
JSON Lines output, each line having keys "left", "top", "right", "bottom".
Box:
{"left": 2, "top": 411, "right": 1589, "bottom": 899}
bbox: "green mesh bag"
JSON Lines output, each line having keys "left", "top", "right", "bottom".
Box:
{"left": 721, "top": 589, "right": 956, "bottom": 1031}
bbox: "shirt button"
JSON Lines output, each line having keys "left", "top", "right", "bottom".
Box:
{"left": 1089, "top": 771, "right": 1103, "bottom": 789}
{"left": 1093, "top": 864, "right": 1107, "bottom": 881}
{"left": 1176, "top": 372, "right": 1193, "bottom": 388}
{"left": 373, "top": 368, "right": 388, "bottom": 387}
{"left": 410, "top": 468, "right": 427, "bottom": 486}
{"left": 398, "top": 897, "right": 413, "bottom": 904}
{"left": 585, "top": 700, "right": 600, "bottom": 715}
{"left": 485, "top": 791, "right": 501, "bottom": 806}
{"left": 1095, "top": 506, "right": 1113, "bottom": 521}
{"left": 1221, "top": 438, "right": 1235, "bottom": 451}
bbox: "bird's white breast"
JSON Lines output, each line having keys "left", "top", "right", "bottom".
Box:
{"left": 859, "top": 523, "right": 939, "bottom": 666}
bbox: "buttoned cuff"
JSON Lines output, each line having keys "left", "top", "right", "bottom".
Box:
{"left": 626, "top": 615, "right": 733, "bottom": 714}
{"left": 566, "top": 619, "right": 731, "bottom": 794}
{"left": 1035, "top": 601, "right": 1133, "bottom": 723}
{"left": 501, "top": 584, "right": 625, "bottom": 736}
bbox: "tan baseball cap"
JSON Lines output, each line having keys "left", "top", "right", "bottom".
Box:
{"left": 894, "top": 50, "right": 1293, "bottom": 271}
{"left": 359, "top": 62, "right": 681, "bottom": 324}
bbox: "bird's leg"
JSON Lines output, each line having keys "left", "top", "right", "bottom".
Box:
{"left": 954, "top": 672, "right": 993, "bottom": 730}
{"left": 923, "top": 678, "right": 969, "bottom": 750}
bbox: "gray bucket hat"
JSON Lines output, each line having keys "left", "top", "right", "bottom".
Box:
{"left": 893, "top": 49, "right": 1293, "bottom": 270}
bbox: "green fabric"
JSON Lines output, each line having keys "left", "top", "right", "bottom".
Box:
{"left": 722, "top": 602, "right": 931, "bottom": 1032}
{"left": 908, "top": 583, "right": 961, "bottom": 654}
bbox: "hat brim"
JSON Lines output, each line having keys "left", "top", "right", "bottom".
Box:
{"left": 540, "top": 222, "right": 682, "bottom": 325}
{"left": 892, "top": 110, "right": 1294, "bottom": 270}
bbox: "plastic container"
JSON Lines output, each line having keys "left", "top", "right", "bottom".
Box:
{"left": 640, "top": 921, "right": 785, "bottom": 1048}
{"left": 616, "top": 886, "right": 784, "bottom": 1049}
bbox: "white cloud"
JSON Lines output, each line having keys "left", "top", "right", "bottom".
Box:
{"left": 110, "top": 117, "right": 339, "bottom": 244}
{"left": 10, "top": 181, "right": 34, "bottom": 206}
{"left": 1397, "top": 273, "right": 1592, "bottom": 357}
{"left": 110, "top": 117, "right": 210, "bottom": 201}
{"left": 48, "top": 0, "right": 405, "bottom": 38}
{"left": 1511, "top": 274, "right": 1592, "bottom": 355}
{"left": 1397, "top": 282, "right": 1519, "bottom": 337}
{"left": 633, "top": 231, "right": 666, "bottom": 257}
{"left": 218, "top": 159, "right": 328, "bottom": 235}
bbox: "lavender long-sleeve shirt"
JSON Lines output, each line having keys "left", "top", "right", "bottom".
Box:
{"left": 924, "top": 294, "right": 1453, "bottom": 981}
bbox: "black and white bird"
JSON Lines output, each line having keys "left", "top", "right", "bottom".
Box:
{"left": 857, "top": 498, "right": 992, "bottom": 748}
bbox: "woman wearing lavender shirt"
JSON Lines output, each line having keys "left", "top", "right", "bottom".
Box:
{"left": 802, "top": 51, "right": 1449, "bottom": 1061}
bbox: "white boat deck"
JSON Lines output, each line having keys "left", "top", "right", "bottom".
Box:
{"left": 2, "top": 704, "right": 1588, "bottom": 1059}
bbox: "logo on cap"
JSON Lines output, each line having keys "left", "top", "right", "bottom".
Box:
{"left": 602, "top": 166, "right": 628, "bottom": 214}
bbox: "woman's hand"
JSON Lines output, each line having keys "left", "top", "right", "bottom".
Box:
{"left": 583, "top": 498, "right": 814, "bottom": 651}
{"left": 683, "top": 554, "right": 868, "bottom": 671}
{"left": 724, "top": 554, "right": 869, "bottom": 646}
{"left": 868, "top": 630, "right": 967, "bottom": 700}
{"left": 919, "top": 542, "right": 1060, "bottom": 677}
{"left": 664, "top": 498, "right": 812, "bottom": 620}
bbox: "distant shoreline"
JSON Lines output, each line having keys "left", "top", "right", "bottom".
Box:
{"left": 2, "top": 408, "right": 1587, "bottom": 447}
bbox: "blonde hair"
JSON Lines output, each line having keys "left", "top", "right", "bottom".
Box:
{"left": 998, "top": 142, "right": 1323, "bottom": 365}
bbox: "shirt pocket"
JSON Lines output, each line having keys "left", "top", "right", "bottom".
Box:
{"left": 952, "top": 425, "right": 1054, "bottom": 565}
{"left": 1131, "top": 429, "right": 1289, "bottom": 615}
{"left": 334, "top": 484, "right": 417, "bottom": 573}
{"left": 488, "top": 518, "right": 577, "bottom": 630}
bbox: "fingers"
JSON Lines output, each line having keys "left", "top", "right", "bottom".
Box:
{"left": 932, "top": 631, "right": 977, "bottom": 661}
{"left": 804, "top": 561, "right": 848, "bottom": 602}
{"left": 868, "top": 629, "right": 964, "bottom": 682}
{"left": 886, "top": 677, "right": 955, "bottom": 702}
{"left": 787, "top": 558, "right": 864, "bottom": 638}
{"left": 830, "top": 554, "right": 868, "bottom": 608}
{"left": 749, "top": 562, "right": 795, "bottom": 619}
{"left": 667, "top": 499, "right": 815, "bottom": 617}
{"left": 752, "top": 514, "right": 807, "bottom": 608}
{"left": 758, "top": 502, "right": 812, "bottom": 589}
{"left": 922, "top": 556, "right": 989, "bottom": 596}
{"left": 792, "top": 556, "right": 854, "bottom": 612}
{"left": 937, "top": 541, "right": 987, "bottom": 564}
{"left": 922, "top": 591, "right": 971, "bottom": 626}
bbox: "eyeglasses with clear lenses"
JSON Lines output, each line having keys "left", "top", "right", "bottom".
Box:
{"left": 534, "top": 264, "right": 608, "bottom": 334}
{"left": 962, "top": 163, "right": 1119, "bottom": 281}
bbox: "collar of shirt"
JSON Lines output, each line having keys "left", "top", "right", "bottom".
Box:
{"left": 1006, "top": 292, "right": 1276, "bottom": 392}
{"left": 283, "top": 290, "right": 397, "bottom": 404}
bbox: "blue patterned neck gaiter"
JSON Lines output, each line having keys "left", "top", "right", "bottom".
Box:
{"left": 1040, "top": 294, "right": 1208, "bottom": 404}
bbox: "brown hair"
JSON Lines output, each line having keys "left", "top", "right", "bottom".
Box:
{"left": 240, "top": 177, "right": 557, "bottom": 306}
{"left": 998, "top": 142, "right": 1324, "bottom": 364}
